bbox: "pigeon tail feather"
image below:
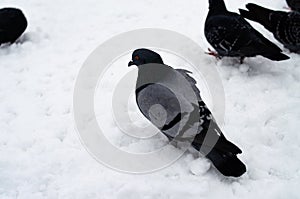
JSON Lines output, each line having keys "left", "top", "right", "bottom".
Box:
{"left": 206, "top": 148, "right": 246, "bottom": 177}
{"left": 262, "top": 52, "right": 290, "bottom": 61}
{"left": 239, "top": 4, "right": 274, "bottom": 31}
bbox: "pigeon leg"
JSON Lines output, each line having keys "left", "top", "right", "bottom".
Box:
{"left": 206, "top": 48, "right": 221, "bottom": 60}
{"left": 240, "top": 56, "right": 245, "bottom": 64}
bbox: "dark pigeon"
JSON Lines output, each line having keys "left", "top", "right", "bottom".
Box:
{"left": 129, "top": 48, "right": 246, "bottom": 177}
{"left": 286, "top": 0, "right": 300, "bottom": 12}
{"left": 240, "top": 3, "right": 300, "bottom": 53}
{"left": 205, "top": 0, "right": 289, "bottom": 63}
{"left": 0, "top": 8, "right": 27, "bottom": 45}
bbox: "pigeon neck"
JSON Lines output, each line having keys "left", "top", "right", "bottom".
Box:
{"left": 136, "top": 65, "right": 170, "bottom": 87}
{"left": 208, "top": 0, "right": 227, "bottom": 14}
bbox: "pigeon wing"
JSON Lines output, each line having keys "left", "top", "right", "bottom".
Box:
{"left": 136, "top": 83, "right": 183, "bottom": 135}
{"left": 279, "top": 12, "right": 300, "bottom": 47}
{"left": 205, "top": 13, "right": 284, "bottom": 57}
{"left": 205, "top": 14, "right": 255, "bottom": 56}
{"left": 175, "top": 69, "right": 202, "bottom": 101}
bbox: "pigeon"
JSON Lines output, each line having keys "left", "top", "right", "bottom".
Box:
{"left": 0, "top": 8, "right": 27, "bottom": 45}
{"left": 286, "top": 0, "right": 300, "bottom": 12}
{"left": 129, "top": 48, "right": 246, "bottom": 177}
{"left": 240, "top": 3, "right": 300, "bottom": 53}
{"left": 204, "top": 0, "right": 289, "bottom": 63}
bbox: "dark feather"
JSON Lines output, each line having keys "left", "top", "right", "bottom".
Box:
{"left": 240, "top": 3, "right": 300, "bottom": 53}
{"left": 287, "top": 0, "right": 300, "bottom": 12}
{"left": 0, "top": 8, "right": 27, "bottom": 45}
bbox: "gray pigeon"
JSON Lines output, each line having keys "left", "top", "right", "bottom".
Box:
{"left": 129, "top": 48, "right": 246, "bottom": 177}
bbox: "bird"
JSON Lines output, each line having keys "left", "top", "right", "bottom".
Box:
{"left": 0, "top": 8, "right": 27, "bottom": 45}
{"left": 204, "top": 0, "right": 289, "bottom": 63}
{"left": 286, "top": 0, "right": 300, "bottom": 12}
{"left": 239, "top": 3, "right": 300, "bottom": 53}
{"left": 128, "top": 48, "right": 246, "bottom": 177}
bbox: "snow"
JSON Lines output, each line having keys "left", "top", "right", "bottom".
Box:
{"left": 0, "top": 0, "right": 300, "bottom": 198}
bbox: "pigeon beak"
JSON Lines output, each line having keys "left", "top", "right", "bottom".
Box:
{"left": 128, "top": 61, "right": 135, "bottom": 67}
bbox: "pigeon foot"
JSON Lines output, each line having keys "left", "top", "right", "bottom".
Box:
{"left": 206, "top": 48, "right": 221, "bottom": 60}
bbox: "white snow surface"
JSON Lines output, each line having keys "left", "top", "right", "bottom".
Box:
{"left": 1, "top": 0, "right": 300, "bottom": 198}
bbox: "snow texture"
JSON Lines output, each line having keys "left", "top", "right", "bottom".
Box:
{"left": 0, "top": 0, "right": 300, "bottom": 198}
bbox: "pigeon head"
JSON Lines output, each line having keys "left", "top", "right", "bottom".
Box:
{"left": 128, "top": 49, "right": 164, "bottom": 67}
{"left": 208, "top": 0, "right": 227, "bottom": 13}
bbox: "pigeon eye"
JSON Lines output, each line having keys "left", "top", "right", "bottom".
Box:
{"left": 134, "top": 56, "right": 140, "bottom": 60}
